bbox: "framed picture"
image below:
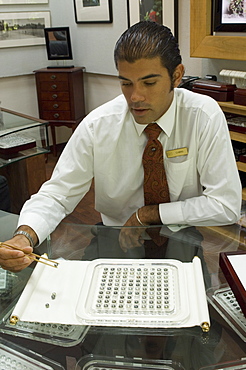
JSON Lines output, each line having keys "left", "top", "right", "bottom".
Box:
{"left": 44, "top": 27, "right": 73, "bottom": 60}
{"left": 0, "top": 0, "right": 48, "bottom": 3}
{"left": 0, "top": 11, "right": 50, "bottom": 48}
{"left": 127, "top": 0, "right": 178, "bottom": 40}
{"left": 74, "top": 0, "right": 113, "bottom": 24}
{"left": 213, "top": 0, "right": 246, "bottom": 32}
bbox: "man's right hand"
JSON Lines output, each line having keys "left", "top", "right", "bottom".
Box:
{"left": 0, "top": 235, "right": 34, "bottom": 272}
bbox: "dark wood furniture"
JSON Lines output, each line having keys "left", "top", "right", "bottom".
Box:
{"left": 0, "top": 107, "right": 49, "bottom": 214}
{"left": 218, "top": 101, "right": 246, "bottom": 201}
{"left": 34, "top": 67, "right": 85, "bottom": 156}
{"left": 219, "top": 250, "right": 246, "bottom": 316}
{"left": 0, "top": 154, "right": 46, "bottom": 214}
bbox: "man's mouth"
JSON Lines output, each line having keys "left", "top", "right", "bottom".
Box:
{"left": 131, "top": 107, "right": 149, "bottom": 116}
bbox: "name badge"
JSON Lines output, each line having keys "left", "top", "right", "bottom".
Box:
{"left": 166, "top": 147, "right": 188, "bottom": 158}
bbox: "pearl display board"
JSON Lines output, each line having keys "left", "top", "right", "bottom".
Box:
{"left": 10, "top": 257, "right": 210, "bottom": 331}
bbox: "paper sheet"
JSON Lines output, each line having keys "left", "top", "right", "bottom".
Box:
{"left": 12, "top": 259, "right": 89, "bottom": 325}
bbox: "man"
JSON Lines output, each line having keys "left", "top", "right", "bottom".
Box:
{"left": 0, "top": 21, "right": 241, "bottom": 272}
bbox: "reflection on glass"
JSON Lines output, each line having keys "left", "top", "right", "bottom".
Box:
{"left": 48, "top": 30, "right": 69, "bottom": 58}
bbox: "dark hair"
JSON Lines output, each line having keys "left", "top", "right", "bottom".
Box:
{"left": 114, "top": 21, "right": 182, "bottom": 80}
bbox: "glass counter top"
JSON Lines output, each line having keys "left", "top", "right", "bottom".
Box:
{"left": 0, "top": 212, "right": 245, "bottom": 369}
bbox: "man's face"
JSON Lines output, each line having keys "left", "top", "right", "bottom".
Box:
{"left": 118, "top": 57, "right": 183, "bottom": 124}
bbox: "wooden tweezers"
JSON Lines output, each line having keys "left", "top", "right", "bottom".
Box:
{"left": 0, "top": 242, "right": 59, "bottom": 268}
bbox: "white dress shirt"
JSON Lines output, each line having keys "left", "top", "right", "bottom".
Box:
{"left": 18, "top": 88, "right": 241, "bottom": 243}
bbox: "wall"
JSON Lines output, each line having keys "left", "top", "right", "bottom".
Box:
{"left": 0, "top": 0, "right": 246, "bottom": 144}
{"left": 0, "top": 72, "right": 121, "bottom": 143}
{"left": 0, "top": 0, "right": 128, "bottom": 77}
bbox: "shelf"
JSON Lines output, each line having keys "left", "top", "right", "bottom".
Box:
{"left": 237, "top": 161, "right": 246, "bottom": 172}
{"left": 218, "top": 102, "right": 246, "bottom": 144}
{"left": 218, "top": 101, "right": 246, "bottom": 116}
{"left": 230, "top": 131, "right": 246, "bottom": 143}
{"left": 243, "top": 187, "right": 246, "bottom": 201}
{"left": 0, "top": 147, "right": 49, "bottom": 168}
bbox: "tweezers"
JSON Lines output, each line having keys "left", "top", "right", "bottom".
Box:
{"left": 0, "top": 242, "right": 59, "bottom": 268}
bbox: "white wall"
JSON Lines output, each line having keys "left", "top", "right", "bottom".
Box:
{"left": 0, "top": 72, "right": 121, "bottom": 144}
{"left": 0, "top": 0, "right": 246, "bottom": 144}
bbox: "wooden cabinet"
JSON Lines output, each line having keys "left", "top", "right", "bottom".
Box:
{"left": 218, "top": 101, "right": 246, "bottom": 200}
{"left": 34, "top": 67, "right": 85, "bottom": 156}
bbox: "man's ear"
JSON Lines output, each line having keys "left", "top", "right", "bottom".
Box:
{"left": 172, "top": 64, "right": 185, "bottom": 88}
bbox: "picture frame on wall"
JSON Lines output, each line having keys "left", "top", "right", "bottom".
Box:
{"left": 74, "top": 0, "right": 113, "bottom": 24}
{"left": 0, "top": 11, "right": 50, "bottom": 48}
{"left": 127, "top": 0, "right": 178, "bottom": 40}
{"left": 213, "top": 0, "right": 246, "bottom": 32}
{"left": 0, "top": 0, "right": 48, "bottom": 4}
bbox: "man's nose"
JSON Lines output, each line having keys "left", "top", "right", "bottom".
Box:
{"left": 130, "top": 86, "right": 145, "bottom": 102}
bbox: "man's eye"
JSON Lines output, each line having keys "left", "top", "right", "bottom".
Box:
{"left": 121, "top": 82, "right": 132, "bottom": 86}
{"left": 145, "top": 81, "right": 156, "bottom": 86}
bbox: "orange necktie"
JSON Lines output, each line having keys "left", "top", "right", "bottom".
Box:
{"left": 143, "top": 123, "right": 170, "bottom": 205}
{"left": 142, "top": 123, "right": 170, "bottom": 249}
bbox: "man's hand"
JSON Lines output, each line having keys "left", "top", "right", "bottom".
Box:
{"left": 119, "top": 211, "right": 145, "bottom": 252}
{"left": 119, "top": 205, "right": 161, "bottom": 252}
{"left": 0, "top": 226, "right": 38, "bottom": 272}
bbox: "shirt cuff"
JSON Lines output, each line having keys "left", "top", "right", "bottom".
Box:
{"left": 17, "top": 212, "right": 50, "bottom": 246}
{"left": 159, "top": 201, "right": 184, "bottom": 225}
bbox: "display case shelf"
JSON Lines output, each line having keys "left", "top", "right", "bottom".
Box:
{"left": 229, "top": 130, "right": 246, "bottom": 144}
{"left": 0, "top": 107, "right": 49, "bottom": 167}
{"left": 237, "top": 161, "right": 246, "bottom": 172}
{"left": 0, "top": 108, "right": 49, "bottom": 213}
{"left": 219, "top": 101, "right": 246, "bottom": 117}
{"left": 218, "top": 102, "right": 246, "bottom": 200}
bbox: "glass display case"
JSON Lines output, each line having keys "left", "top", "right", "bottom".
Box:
{"left": 0, "top": 216, "right": 245, "bottom": 369}
{"left": 0, "top": 107, "right": 49, "bottom": 167}
{"left": 0, "top": 108, "right": 50, "bottom": 213}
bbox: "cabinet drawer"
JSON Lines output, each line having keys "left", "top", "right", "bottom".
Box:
{"left": 38, "top": 73, "right": 68, "bottom": 82}
{"left": 40, "top": 91, "right": 70, "bottom": 101}
{"left": 41, "top": 101, "right": 70, "bottom": 111}
{"left": 42, "top": 111, "right": 72, "bottom": 120}
{"left": 40, "top": 81, "right": 69, "bottom": 91}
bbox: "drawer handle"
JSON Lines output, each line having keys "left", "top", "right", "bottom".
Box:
{"left": 54, "top": 113, "right": 60, "bottom": 119}
{"left": 52, "top": 94, "right": 58, "bottom": 99}
{"left": 53, "top": 104, "right": 59, "bottom": 109}
{"left": 51, "top": 75, "right": 57, "bottom": 80}
{"left": 51, "top": 84, "right": 57, "bottom": 89}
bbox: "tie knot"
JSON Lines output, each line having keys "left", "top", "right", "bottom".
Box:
{"left": 144, "top": 123, "right": 162, "bottom": 140}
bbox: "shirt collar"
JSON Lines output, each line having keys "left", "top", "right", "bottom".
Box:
{"left": 133, "top": 89, "right": 176, "bottom": 137}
